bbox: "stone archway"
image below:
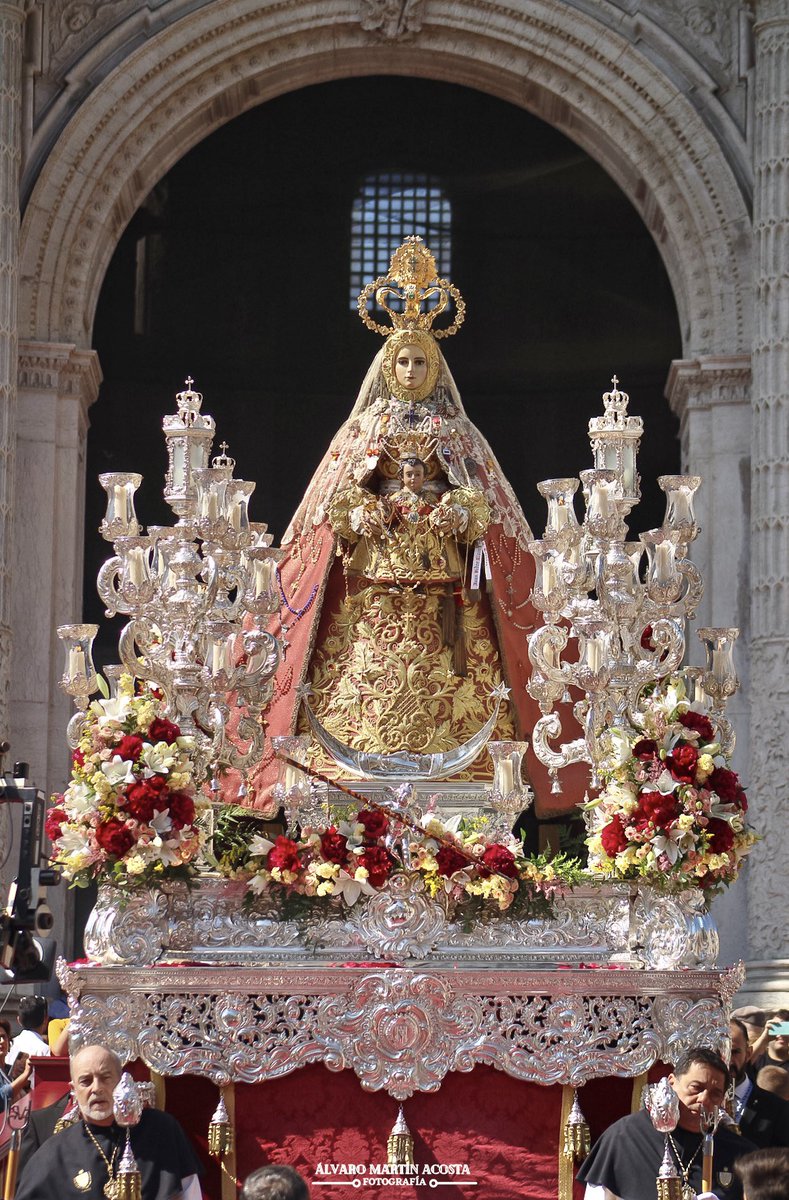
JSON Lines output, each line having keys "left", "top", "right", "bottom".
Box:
{"left": 18, "top": 1, "right": 751, "bottom": 357}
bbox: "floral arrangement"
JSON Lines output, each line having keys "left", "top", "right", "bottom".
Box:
{"left": 47, "top": 677, "right": 209, "bottom": 890}
{"left": 217, "top": 803, "right": 583, "bottom": 919}
{"left": 585, "top": 676, "right": 756, "bottom": 896}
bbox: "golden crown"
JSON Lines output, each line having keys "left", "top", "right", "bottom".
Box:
{"left": 357, "top": 236, "right": 466, "bottom": 340}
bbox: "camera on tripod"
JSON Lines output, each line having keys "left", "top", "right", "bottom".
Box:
{"left": 0, "top": 760, "right": 61, "bottom": 983}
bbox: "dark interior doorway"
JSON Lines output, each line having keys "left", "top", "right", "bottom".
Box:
{"left": 88, "top": 75, "right": 681, "bottom": 663}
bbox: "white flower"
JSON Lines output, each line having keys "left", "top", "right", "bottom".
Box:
{"left": 338, "top": 819, "right": 365, "bottom": 845}
{"left": 101, "top": 756, "right": 136, "bottom": 787}
{"left": 641, "top": 769, "right": 677, "bottom": 797}
{"left": 331, "top": 869, "right": 376, "bottom": 906}
{"left": 150, "top": 834, "right": 181, "bottom": 865}
{"left": 150, "top": 808, "right": 173, "bottom": 834}
{"left": 139, "top": 742, "right": 177, "bottom": 776}
{"left": 56, "top": 827, "right": 91, "bottom": 857}
{"left": 248, "top": 872, "right": 269, "bottom": 895}
{"left": 603, "top": 728, "right": 633, "bottom": 769}
{"left": 652, "top": 826, "right": 692, "bottom": 865}
{"left": 88, "top": 695, "right": 131, "bottom": 727}
{"left": 64, "top": 780, "right": 94, "bottom": 815}
{"left": 249, "top": 834, "right": 275, "bottom": 858}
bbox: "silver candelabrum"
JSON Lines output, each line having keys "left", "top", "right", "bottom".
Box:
{"left": 57, "top": 378, "right": 281, "bottom": 793}
{"left": 526, "top": 377, "right": 739, "bottom": 791}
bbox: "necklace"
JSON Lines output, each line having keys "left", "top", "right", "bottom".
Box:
{"left": 82, "top": 1121, "right": 120, "bottom": 1200}
{"left": 667, "top": 1131, "right": 703, "bottom": 1200}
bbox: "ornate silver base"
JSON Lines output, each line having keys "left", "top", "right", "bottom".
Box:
{"left": 82, "top": 875, "right": 719, "bottom": 971}
{"left": 59, "top": 959, "right": 742, "bottom": 1099}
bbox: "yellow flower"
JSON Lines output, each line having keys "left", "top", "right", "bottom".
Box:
{"left": 316, "top": 880, "right": 335, "bottom": 896}
{"left": 696, "top": 754, "right": 714, "bottom": 781}
{"left": 125, "top": 855, "right": 146, "bottom": 876}
{"left": 677, "top": 814, "right": 695, "bottom": 831}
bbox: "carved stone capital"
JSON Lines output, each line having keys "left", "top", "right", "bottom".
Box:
{"left": 665, "top": 356, "right": 751, "bottom": 422}
{"left": 17, "top": 339, "right": 102, "bottom": 407}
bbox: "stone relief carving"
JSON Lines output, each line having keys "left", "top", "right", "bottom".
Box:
{"left": 42, "top": 1, "right": 142, "bottom": 77}
{"left": 359, "top": 0, "right": 423, "bottom": 40}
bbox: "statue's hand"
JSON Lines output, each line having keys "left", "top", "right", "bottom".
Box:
{"left": 430, "top": 503, "right": 466, "bottom": 534}
{"left": 356, "top": 500, "right": 389, "bottom": 536}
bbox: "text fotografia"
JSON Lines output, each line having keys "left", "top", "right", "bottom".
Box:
{"left": 313, "top": 1164, "right": 477, "bottom": 1188}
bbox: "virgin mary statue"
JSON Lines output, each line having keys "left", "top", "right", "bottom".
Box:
{"left": 241, "top": 238, "right": 570, "bottom": 815}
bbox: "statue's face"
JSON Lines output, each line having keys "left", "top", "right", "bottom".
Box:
{"left": 394, "top": 345, "right": 429, "bottom": 392}
{"left": 402, "top": 463, "right": 426, "bottom": 493}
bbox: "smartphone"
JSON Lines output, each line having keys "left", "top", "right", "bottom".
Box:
{"left": 770, "top": 1021, "right": 789, "bottom": 1036}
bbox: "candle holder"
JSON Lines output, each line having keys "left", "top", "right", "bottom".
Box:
{"left": 272, "top": 734, "right": 313, "bottom": 834}
{"left": 485, "top": 740, "right": 532, "bottom": 841}
{"left": 57, "top": 624, "right": 99, "bottom": 742}
{"left": 528, "top": 377, "right": 734, "bottom": 792}
{"left": 98, "top": 472, "right": 142, "bottom": 540}
{"left": 697, "top": 627, "right": 740, "bottom": 713}
{"left": 68, "top": 378, "right": 282, "bottom": 795}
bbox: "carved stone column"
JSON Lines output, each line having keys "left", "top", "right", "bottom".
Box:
{"left": 11, "top": 343, "right": 101, "bottom": 795}
{"left": 744, "top": 0, "right": 789, "bottom": 1004}
{"left": 665, "top": 356, "right": 751, "bottom": 969}
{"left": 0, "top": 1, "right": 24, "bottom": 746}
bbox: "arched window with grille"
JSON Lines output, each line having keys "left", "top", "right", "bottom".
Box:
{"left": 350, "top": 173, "right": 452, "bottom": 308}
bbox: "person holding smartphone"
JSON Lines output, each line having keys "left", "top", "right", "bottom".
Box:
{"left": 750, "top": 1010, "right": 789, "bottom": 1077}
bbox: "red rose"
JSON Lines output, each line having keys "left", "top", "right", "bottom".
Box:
{"left": 633, "top": 739, "right": 659, "bottom": 761}
{"left": 95, "top": 818, "right": 135, "bottom": 858}
{"left": 124, "top": 781, "right": 158, "bottom": 823}
{"left": 666, "top": 743, "right": 699, "bottom": 784}
{"left": 267, "top": 836, "right": 301, "bottom": 874}
{"left": 357, "top": 809, "right": 389, "bottom": 841}
{"left": 148, "top": 775, "right": 168, "bottom": 793}
{"left": 167, "top": 791, "right": 195, "bottom": 830}
{"left": 359, "top": 846, "right": 395, "bottom": 888}
{"left": 115, "top": 734, "right": 144, "bottom": 762}
{"left": 72, "top": 749, "right": 85, "bottom": 768}
{"left": 678, "top": 711, "right": 715, "bottom": 742}
{"left": 435, "top": 845, "right": 469, "bottom": 877}
{"left": 320, "top": 828, "right": 348, "bottom": 866}
{"left": 707, "top": 818, "right": 734, "bottom": 855}
{"left": 600, "top": 815, "right": 629, "bottom": 857}
{"left": 148, "top": 717, "right": 181, "bottom": 745}
{"left": 708, "top": 767, "right": 739, "bottom": 803}
{"left": 481, "top": 844, "right": 519, "bottom": 879}
{"left": 45, "top": 807, "right": 67, "bottom": 842}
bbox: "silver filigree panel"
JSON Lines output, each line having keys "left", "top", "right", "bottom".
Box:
{"left": 60, "top": 960, "right": 740, "bottom": 1098}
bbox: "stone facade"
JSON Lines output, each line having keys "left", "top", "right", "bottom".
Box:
{"left": 0, "top": 1, "right": 783, "bottom": 999}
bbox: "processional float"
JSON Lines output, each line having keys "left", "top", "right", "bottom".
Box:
{"left": 47, "top": 240, "right": 751, "bottom": 1198}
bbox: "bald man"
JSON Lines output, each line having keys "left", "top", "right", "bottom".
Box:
{"left": 16, "top": 1044, "right": 202, "bottom": 1200}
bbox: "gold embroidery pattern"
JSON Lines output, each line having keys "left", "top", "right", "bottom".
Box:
{"left": 302, "top": 584, "right": 516, "bottom": 780}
